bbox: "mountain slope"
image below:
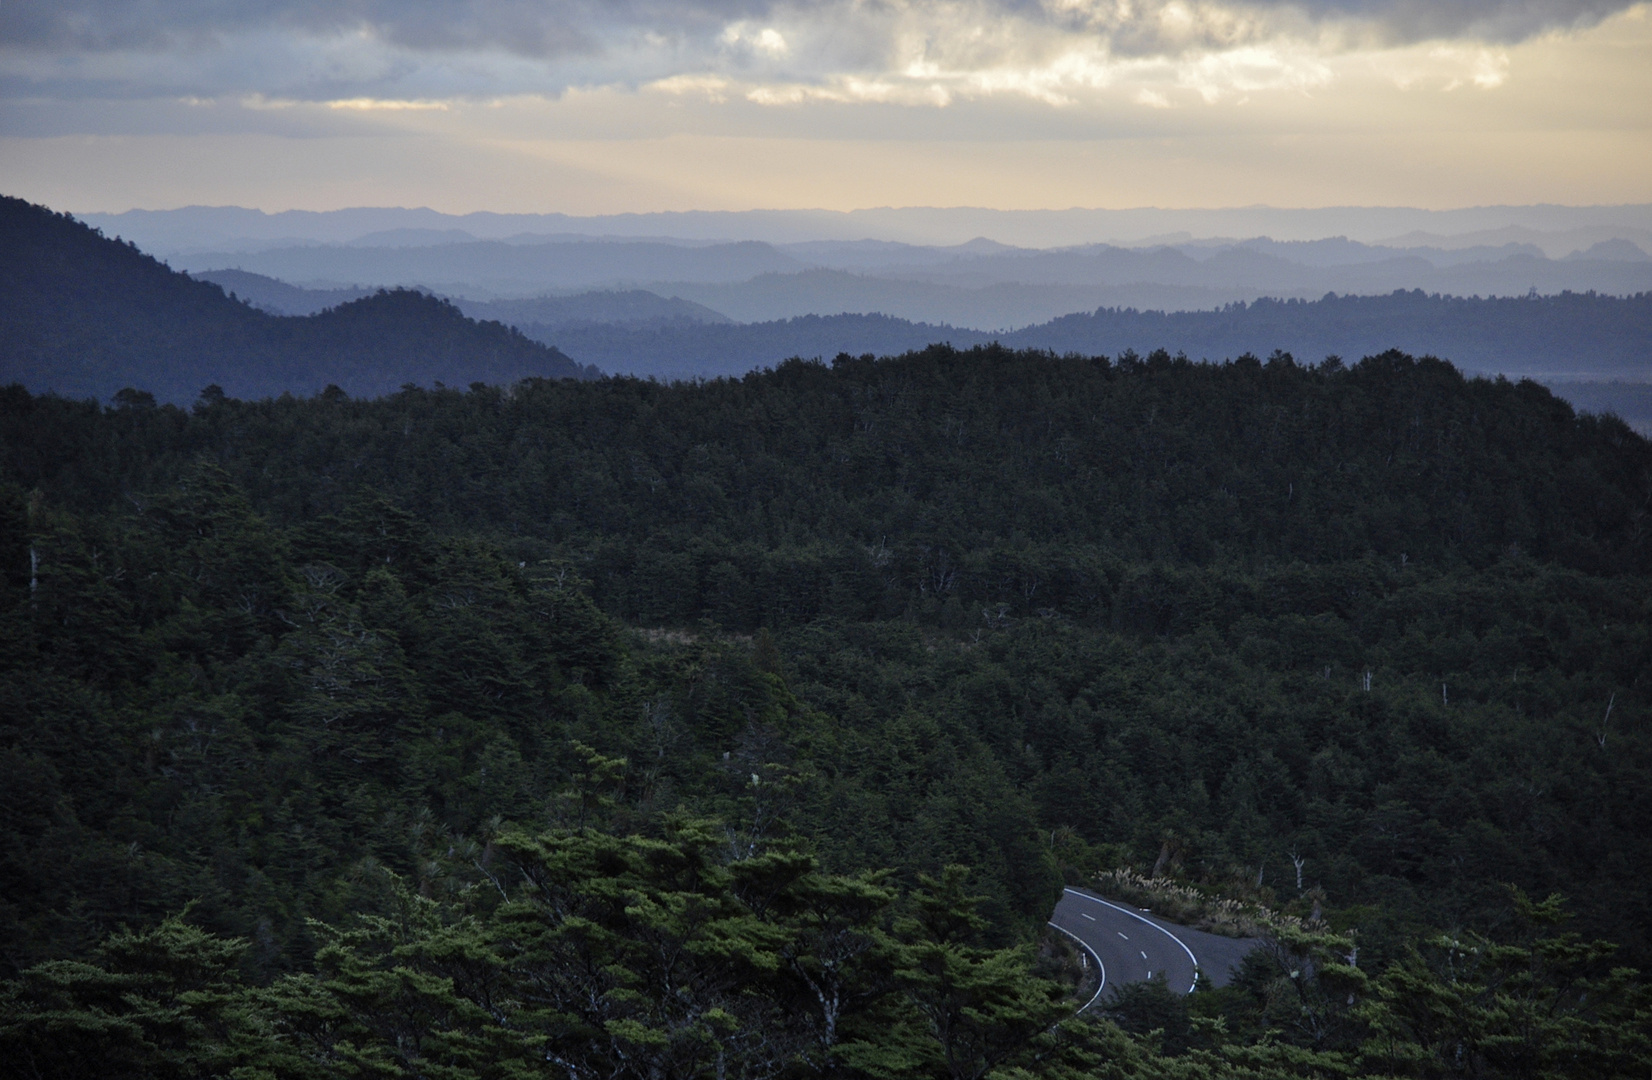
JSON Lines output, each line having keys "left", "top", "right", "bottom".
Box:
{"left": 0, "top": 196, "right": 596, "bottom": 403}
{"left": 191, "top": 268, "right": 372, "bottom": 315}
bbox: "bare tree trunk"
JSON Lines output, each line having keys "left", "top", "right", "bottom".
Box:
{"left": 1151, "top": 839, "right": 1174, "bottom": 879}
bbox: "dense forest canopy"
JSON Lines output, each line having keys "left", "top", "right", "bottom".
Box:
{"left": 2, "top": 344, "right": 1650, "bottom": 1077}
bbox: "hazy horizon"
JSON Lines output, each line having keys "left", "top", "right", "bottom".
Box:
{"left": 71, "top": 200, "right": 1652, "bottom": 255}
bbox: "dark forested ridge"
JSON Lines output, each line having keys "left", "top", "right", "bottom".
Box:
{"left": 3, "top": 245, "right": 1652, "bottom": 1072}
{"left": 506, "top": 292, "right": 1652, "bottom": 430}
{"left": 1007, "top": 290, "right": 1652, "bottom": 381}
{"left": 211, "top": 267, "right": 1652, "bottom": 392}
{"left": 536, "top": 311, "right": 977, "bottom": 382}
{"left": 0, "top": 196, "right": 595, "bottom": 403}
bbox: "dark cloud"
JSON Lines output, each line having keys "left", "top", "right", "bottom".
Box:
{"left": 1270, "top": 0, "right": 1632, "bottom": 42}
{"left": 1, "top": 0, "right": 1636, "bottom": 58}
{"left": 0, "top": 1, "right": 770, "bottom": 56}
{"left": 1046, "top": 0, "right": 1636, "bottom": 57}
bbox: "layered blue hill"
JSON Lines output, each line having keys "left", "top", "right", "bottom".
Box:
{"left": 0, "top": 196, "right": 596, "bottom": 404}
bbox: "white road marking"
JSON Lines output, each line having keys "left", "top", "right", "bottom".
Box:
{"left": 1062, "top": 888, "right": 1203, "bottom": 992}
{"left": 1140, "top": 950, "right": 1149, "bottom": 960}
{"left": 1117, "top": 932, "right": 1129, "bottom": 940}
{"left": 1046, "top": 921, "right": 1107, "bottom": 1011}
{"left": 1081, "top": 913, "right": 1096, "bottom": 921}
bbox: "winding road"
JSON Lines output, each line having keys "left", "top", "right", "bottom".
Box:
{"left": 1047, "top": 887, "right": 1262, "bottom": 1009}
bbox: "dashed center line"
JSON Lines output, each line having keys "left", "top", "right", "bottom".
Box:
{"left": 1080, "top": 912, "right": 1096, "bottom": 921}
{"left": 1063, "top": 889, "right": 1203, "bottom": 994}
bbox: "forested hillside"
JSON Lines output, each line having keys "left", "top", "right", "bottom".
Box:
{"left": 0, "top": 197, "right": 595, "bottom": 403}
{"left": 2, "top": 348, "right": 1650, "bottom": 1077}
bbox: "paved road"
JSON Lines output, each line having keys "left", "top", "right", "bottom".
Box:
{"left": 1048, "top": 887, "right": 1262, "bottom": 1008}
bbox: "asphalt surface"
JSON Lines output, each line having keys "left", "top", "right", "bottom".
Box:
{"left": 1048, "top": 887, "right": 1262, "bottom": 1007}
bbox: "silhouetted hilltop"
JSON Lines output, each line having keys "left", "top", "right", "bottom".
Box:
{"left": 0, "top": 196, "right": 595, "bottom": 403}
{"left": 1011, "top": 291, "right": 1652, "bottom": 378}
{"left": 191, "top": 268, "right": 372, "bottom": 315}
{"left": 535, "top": 311, "right": 979, "bottom": 382}
{"left": 498, "top": 290, "right": 1649, "bottom": 384}
{"left": 495, "top": 289, "right": 1650, "bottom": 427}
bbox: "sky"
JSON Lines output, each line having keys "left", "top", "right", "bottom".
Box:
{"left": 1, "top": 0, "right": 1649, "bottom": 215}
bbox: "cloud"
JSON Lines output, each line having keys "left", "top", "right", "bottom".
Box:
{"left": 3, "top": 1, "right": 1630, "bottom": 58}
{"left": 0, "top": 0, "right": 1636, "bottom": 112}
{"left": 1042, "top": 1, "right": 1632, "bottom": 54}
{"left": 0, "top": 2, "right": 767, "bottom": 56}
{"left": 1272, "top": 0, "right": 1628, "bottom": 44}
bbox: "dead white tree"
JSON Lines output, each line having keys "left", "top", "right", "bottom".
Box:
{"left": 1597, "top": 692, "right": 1616, "bottom": 750}
{"left": 1290, "top": 849, "right": 1307, "bottom": 892}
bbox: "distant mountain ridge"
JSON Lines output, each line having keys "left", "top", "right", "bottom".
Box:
{"left": 191, "top": 269, "right": 732, "bottom": 327}
{"left": 461, "top": 291, "right": 732, "bottom": 329}
{"left": 179, "top": 256, "right": 1652, "bottom": 432}
{"left": 192, "top": 268, "right": 373, "bottom": 315}
{"left": 1003, "top": 292, "right": 1652, "bottom": 379}
{"left": 9, "top": 194, "right": 1649, "bottom": 433}
{"left": 169, "top": 230, "right": 1652, "bottom": 328}
{"left": 79, "top": 202, "right": 1652, "bottom": 252}
{"left": 510, "top": 290, "right": 1650, "bottom": 377}
{"left": 0, "top": 197, "right": 595, "bottom": 404}
{"left": 513, "top": 291, "right": 1652, "bottom": 431}
{"left": 176, "top": 236, "right": 806, "bottom": 299}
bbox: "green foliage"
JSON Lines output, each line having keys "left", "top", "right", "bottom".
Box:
{"left": 9, "top": 884, "right": 1638, "bottom": 1078}
{"left": 0, "top": 343, "right": 1649, "bottom": 1075}
{"left": 1359, "top": 889, "right": 1652, "bottom": 1079}
{"left": 0, "top": 833, "right": 1083, "bottom": 1080}
{"left": 0, "top": 909, "right": 279, "bottom": 1080}
{"left": 893, "top": 866, "right": 1075, "bottom": 1079}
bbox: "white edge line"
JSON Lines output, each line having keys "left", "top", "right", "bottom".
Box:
{"left": 1046, "top": 920, "right": 1107, "bottom": 1012}
{"left": 1063, "top": 888, "right": 1201, "bottom": 993}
